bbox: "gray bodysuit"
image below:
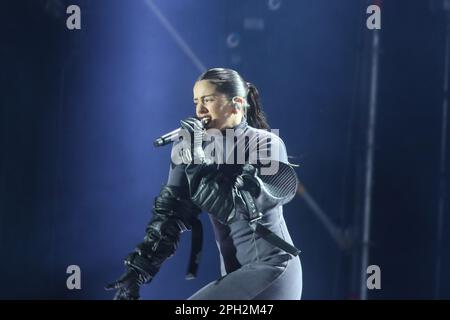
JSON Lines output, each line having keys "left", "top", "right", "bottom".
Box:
{"left": 167, "top": 119, "right": 302, "bottom": 300}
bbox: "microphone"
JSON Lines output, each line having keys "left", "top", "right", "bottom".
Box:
{"left": 153, "top": 118, "right": 209, "bottom": 147}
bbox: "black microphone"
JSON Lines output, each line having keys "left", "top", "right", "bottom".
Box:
{"left": 153, "top": 118, "right": 209, "bottom": 147}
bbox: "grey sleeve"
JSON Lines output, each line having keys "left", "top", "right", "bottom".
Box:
{"left": 248, "top": 131, "right": 298, "bottom": 211}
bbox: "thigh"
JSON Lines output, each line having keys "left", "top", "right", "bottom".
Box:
{"left": 188, "top": 257, "right": 302, "bottom": 300}
{"left": 253, "top": 257, "right": 302, "bottom": 300}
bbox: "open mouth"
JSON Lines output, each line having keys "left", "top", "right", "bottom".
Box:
{"left": 200, "top": 117, "right": 211, "bottom": 127}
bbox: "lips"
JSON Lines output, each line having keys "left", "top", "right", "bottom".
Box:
{"left": 200, "top": 117, "right": 211, "bottom": 125}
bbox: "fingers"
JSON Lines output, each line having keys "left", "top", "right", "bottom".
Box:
{"left": 180, "top": 119, "right": 190, "bottom": 130}
{"left": 181, "top": 119, "right": 195, "bottom": 129}
{"left": 113, "top": 288, "right": 140, "bottom": 300}
{"left": 104, "top": 280, "right": 123, "bottom": 291}
{"left": 113, "top": 289, "right": 126, "bottom": 300}
{"left": 181, "top": 118, "right": 203, "bottom": 131}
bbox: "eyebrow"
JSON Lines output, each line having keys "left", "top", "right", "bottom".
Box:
{"left": 193, "top": 94, "right": 215, "bottom": 102}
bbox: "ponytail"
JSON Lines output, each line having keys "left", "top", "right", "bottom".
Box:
{"left": 246, "top": 82, "right": 270, "bottom": 130}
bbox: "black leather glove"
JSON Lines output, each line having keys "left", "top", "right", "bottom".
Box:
{"left": 106, "top": 185, "right": 201, "bottom": 300}
{"left": 179, "top": 117, "right": 206, "bottom": 164}
{"left": 189, "top": 164, "right": 260, "bottom": 224}
{"left": 105, "top": 268, "right": 142, "bottom": 300}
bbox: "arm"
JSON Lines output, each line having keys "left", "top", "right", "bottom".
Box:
{"left": 106, "top": 151, "right": 201, "bottom": 300}
{"left": 186, "top": 130, "right": 298, "bottom": 224}
{"left": 185, "top": 130, "right": 300, "bottom": 256}
{"left": 128, "top": 185, "right": 201, "bottom": 281}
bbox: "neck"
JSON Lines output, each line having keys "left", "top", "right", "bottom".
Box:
{"left": 226, "top": 113, "right": 244, "bottom": 128}
{"left": 220, "top": 118, "right": 247, "bottom": 132}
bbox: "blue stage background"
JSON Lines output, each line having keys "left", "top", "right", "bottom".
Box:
{"left": 1, "top": 0, "right": 448, "bottom": 299}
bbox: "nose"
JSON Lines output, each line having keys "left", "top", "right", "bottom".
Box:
{"left": 196, "top": 103, "right": 209, "bottom": 117}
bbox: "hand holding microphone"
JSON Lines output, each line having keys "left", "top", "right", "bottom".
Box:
{"left": 153, "top": 117, "right": 209, "bottom": 147}
{"left": 153, "top": 117, "right": 210, "bottom": 165}
{"left": 179, "top": 117, "right": 208, "bottom": 164}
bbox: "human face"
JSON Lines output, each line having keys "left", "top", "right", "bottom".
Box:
{"left": 193, "top": 80, "right": 242, "bottom": 130}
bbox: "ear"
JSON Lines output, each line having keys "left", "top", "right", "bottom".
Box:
{"left": 230, "top": 105, "right": 239, "bottom": 114}
{"left": 231, "top": 96, "right": 246, "bottom": 109}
